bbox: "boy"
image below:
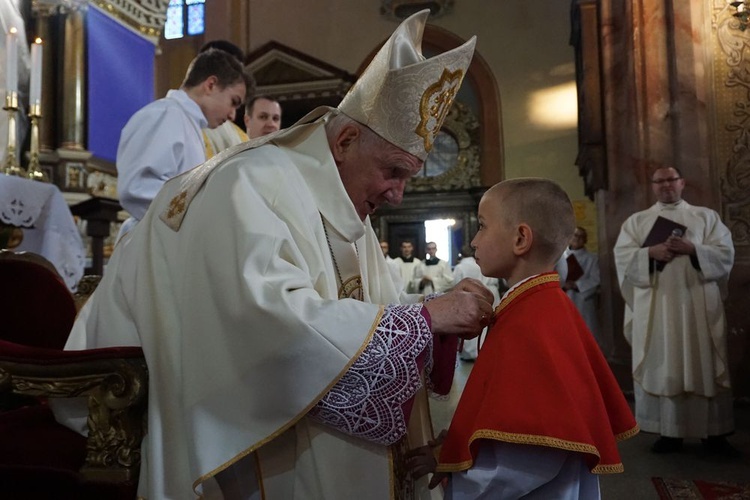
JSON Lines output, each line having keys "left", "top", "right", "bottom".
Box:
{"left": 409, "top": 178, "right": 638, "bottom": 499}
{"left": 116, "top": 48, "right": 253, "bottom": 240}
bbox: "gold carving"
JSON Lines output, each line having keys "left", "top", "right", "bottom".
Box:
{"left": 713, "top": 3, "right": 750, "bottom": 246}
{"left": 90, "top": 0, "right": 168, "bottom": 41}
{"left": 0, "top": 355, "right": 148, "bottom": 483}
{"left": 416, "top": 68, "right": 463, "bottom": 153}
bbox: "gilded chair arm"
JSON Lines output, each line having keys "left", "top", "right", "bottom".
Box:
{"left": 0, "top": 341, "right": 147, "bottom": 483}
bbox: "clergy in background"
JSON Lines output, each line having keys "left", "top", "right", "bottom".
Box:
{"left": 614, "top": 165, "right": 737, "bottom": 456}
{"left": 394, "top": 239, "right": 423, "bottom": 293}
{"left": 418, "top": 241, "right": 454, "bottom": 294}
{"left": 562, "top": 227, "right": 605, "bottom": 354}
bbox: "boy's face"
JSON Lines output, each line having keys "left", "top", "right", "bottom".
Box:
{"left": 471, "top": 193, "right": 514, "bottom": 279}
{"left": 200, "top": 79, "right": 246, "bottom": 129}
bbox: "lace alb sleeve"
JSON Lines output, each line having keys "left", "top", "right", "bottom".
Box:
{"left": 308, "top": 303, "right": 432, "bottom": 445}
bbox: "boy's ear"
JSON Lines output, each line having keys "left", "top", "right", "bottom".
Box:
{"left": 512, "top": 223, "right": 533, "bottom": 256}
{"left": 202, "top": 75, "right": 219, "bottom": 95}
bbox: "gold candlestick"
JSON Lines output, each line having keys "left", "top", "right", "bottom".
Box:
{"left": 2, "top": 91, "right": 26, "bottom": 177}
{"left": 26, "top": 103, "right": 48, "bottom": 182}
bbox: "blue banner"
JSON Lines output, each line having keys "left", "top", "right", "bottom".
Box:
{"left": 87, "top": 7, "right": 155, "bottom": 162}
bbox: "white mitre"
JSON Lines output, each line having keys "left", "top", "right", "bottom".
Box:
{"left": 337, "top": 9, "right": 476, "bottom": 161}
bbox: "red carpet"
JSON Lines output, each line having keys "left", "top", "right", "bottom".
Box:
{"left": 652, "top": 477, "right": 750, "bottom": 499}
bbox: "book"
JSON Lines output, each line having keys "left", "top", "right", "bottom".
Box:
{"left": 642, "top": 216, "right": 687, "bottom": 271}
{"left": 566, "top": 253, "right": 584, "bottom": 282}
{"left": 642, "top": 216, "right": 687, "bottom": 247}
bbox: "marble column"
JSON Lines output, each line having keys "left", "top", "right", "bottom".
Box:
{"left": 31, "top": 2, "right": 56, "bottom": 153}
{"left": 595, "top": 0, "right": 749, "bottom": 394}
{"left": 57, "top": 1, "right": 90, "bottom": 192}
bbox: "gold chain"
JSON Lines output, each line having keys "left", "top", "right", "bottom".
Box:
{"left": 321, "top": 214, "right": 362, "bottom": 300}
{"left": 321, "top": 215, "right": 345, "bottom": 288}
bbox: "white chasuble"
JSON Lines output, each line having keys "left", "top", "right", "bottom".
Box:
{"left": 614, "top": 200, "right": 735, "bottom": 437}
{"left": 63, "top": 112, "right": 439, "bottom": 499}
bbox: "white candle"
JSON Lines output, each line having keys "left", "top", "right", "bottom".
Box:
{"left": 30, "top": 38, "right": 43, "bottom": 107}
{"left": 5, "top": 27, "right": 18, "bottom": 93}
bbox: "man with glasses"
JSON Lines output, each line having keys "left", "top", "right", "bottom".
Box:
{"left": 614, "top": 166, "right": 737, "bottom": 457}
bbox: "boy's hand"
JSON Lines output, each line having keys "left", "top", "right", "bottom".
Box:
{"left": 405, "top": 430, "right": 448, "bottom": 481}
{"left": 405, "top": 444, "right": 436, "bottom": 480}
{"left": 428, "top": 472, "right": 449, "bottom": 490}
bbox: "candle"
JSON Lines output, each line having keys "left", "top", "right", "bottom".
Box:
{"left": 5, "top": 27, "right": 17, "bottom": 93}
{"left": 30, "top": 38, "right": 43, "bottom": 108}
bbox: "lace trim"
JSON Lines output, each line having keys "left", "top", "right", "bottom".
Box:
{"left": 309, "top": 303, "right": 432, "bottom": 445}
{"left": 0, "top": 197, "right": 39, "bottom": 227}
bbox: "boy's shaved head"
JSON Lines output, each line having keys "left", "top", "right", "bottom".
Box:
{"left": 487, "top": 178, "right": 575, "bottom": 263}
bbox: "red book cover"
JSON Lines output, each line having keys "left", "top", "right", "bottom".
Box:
{"left": 642, "top": 216, "right": 687, "bottom": 271}
{"left": 566, "top": 253, "right": 584, "bottom": 282}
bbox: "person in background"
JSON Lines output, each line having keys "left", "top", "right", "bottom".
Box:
{"left": 453, "top": 244, "right": 504, "bottom": 361}
{"left": 245, "top": 95, "right": 282, "bottom": 139}
{"left": 116, "top": 49, "right": 253, "bottom": 240}
{"left": 200, "top": 40, "right": 255, "bottom": 158}
{"left": 61, "top": 11, "right": 484, "bottom": 499}
{"left": 394, "top": 240, "right": 423, "bottom": 293}
{"left": 614, "top": 165, "right": 737, "bottom": 456}
{"left": 380, "top": 240, "right": 404, "bottom": 293}
{"left": 418, "top": 241, "right": 454, "bottom": 294}
{"left": 408, "top": 179, "right": 637, "bottom": 498}
{"left": 562, "top": 226, "right": 605, "bottom": 354}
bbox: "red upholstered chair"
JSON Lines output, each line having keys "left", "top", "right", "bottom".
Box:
{"left": 0, "top": 250, "right": 77, "bottom": 349}
{"left": 0, "top": 251, "right": 147, "bottom": 499}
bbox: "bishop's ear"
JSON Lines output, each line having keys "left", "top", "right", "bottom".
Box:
{"left": 331, "top": 124, "right": 361, "bottom": 162}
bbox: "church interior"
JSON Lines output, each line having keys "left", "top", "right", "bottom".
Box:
{"left": 1, "top": 0, "right": 749, "bottom": 497}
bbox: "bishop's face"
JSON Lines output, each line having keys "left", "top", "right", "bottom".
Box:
{"left": 335, "top": 126, "right": 422, "bottom": 221}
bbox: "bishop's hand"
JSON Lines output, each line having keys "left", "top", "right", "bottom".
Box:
{"left": 424, "top": 278, "right": 493, "bottom": 337}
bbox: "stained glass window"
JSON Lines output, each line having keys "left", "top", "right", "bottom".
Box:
{"left": 164, "top": 0, "right": 205, "bottom": 40}
{"left": 187, "top": 0, "right": 205, "bottom": 36}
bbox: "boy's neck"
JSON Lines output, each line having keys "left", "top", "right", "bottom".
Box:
{"left": 504, "top": 261, "right": 555, "bottom": 288}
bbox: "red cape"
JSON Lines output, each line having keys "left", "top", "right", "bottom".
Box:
{"left": 437, "top": 274, "right": 638, "bottom": 474}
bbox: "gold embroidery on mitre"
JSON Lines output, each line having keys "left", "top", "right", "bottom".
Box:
{"left": 339, "top": 275, "right": 364, "bottom": 301}
{"left": 416, "top": 68, "right": 464, "bottom": 152}
{"left": 166, "top": 191, "right": 188, "bottom": 219}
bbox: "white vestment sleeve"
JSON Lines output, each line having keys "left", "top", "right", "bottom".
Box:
{"left": 575, "top": 252, "right": 600, "bottom": 297}
{"left": 446, "top": 441, "right": 600, "bottom": 500}
{"left": 692, "top": 210, "right": 734, "bottom": 289}
{"left": 117, "top": 106, "right": 192, "bottom": 222}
